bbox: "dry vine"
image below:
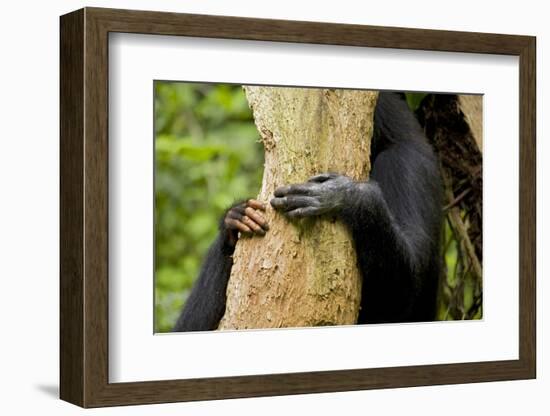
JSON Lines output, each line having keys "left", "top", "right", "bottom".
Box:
{"left": 416, "top": 94, "right": 483, "bottom": 320}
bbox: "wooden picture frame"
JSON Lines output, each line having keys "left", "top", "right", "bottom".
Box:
{"left": 60, "top": 7, "right": 536, "bottom": 408}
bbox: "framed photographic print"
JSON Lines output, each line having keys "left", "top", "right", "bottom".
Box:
{"left": 60, "top": 7, "right": 536, "bottom": 408}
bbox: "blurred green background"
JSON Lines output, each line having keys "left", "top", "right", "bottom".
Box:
{"left": 154, "top": 83, "right": 480, "bottom": 333}
{"left": 154, "top": 82, "right": 263, "bottom": 332}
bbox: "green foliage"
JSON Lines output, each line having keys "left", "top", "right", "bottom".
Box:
{"left": 154, "top": 82, "right": 263, "bottom": 332}
{"left": 437, "top": 218, "right": 482, "bottom": 320}
{"left": 405, "top": 92, "right": 428, "bottom": 112}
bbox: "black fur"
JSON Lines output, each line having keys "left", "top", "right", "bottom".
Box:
{"left": 346, "top": 93, "right": 443, "bottom": 323}
{"left": 173, "top": 92, "right": 443, "bottom": 331}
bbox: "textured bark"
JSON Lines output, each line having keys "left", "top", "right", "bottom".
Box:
{"left": 457, "top": 95, "right": 483, "bottom": 152}
{"left": 218, "top": 87, "right": 378, "bottom": 330}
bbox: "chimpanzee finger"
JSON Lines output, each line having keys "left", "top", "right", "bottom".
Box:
{"left": 226, "top": 208, "right": 244, "bottom": 220}
{"left": 286, "top": 206, "right": 322, "bottom": 218}
{"left": 246, "top": 199, "right": 266, "bottom": 211}
{"left": 307, "top": 173, "right": 338, "bottom": 183}
{"left": 270, "top": 196, "right": 319, "bottom": 212}
{"left": 241, "top": 215, "right": 266, "bottom": 235}
{"left": 244, "top": 207, "right": 269, "bottom": 230}
{"left": 274, "top": 183, "right": 316, "bottom": 197}
{"left": 225, "top": 218, "right": 252, "bottom": 234}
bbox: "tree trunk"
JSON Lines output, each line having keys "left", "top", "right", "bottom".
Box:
{"left": 218, "top": 87, "right": 378, "bottom": 330}
{"left": 457, "top": 95, "right": 483, "bottom": 152}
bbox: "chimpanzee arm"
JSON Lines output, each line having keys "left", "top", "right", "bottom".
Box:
{"left": 341, "top": 140, "right": 442, "bottom": 323}
{"left": 271, "top": 93, "right": 442, "bottom": 323}
{"left": 271, "top": 153, "right": 441, "bottom": 323}
{"left": 173, "top": 199, "right": 268, "bottom": 332}
{"left": 172, "top": 233, "right": 235, "bottom": 332}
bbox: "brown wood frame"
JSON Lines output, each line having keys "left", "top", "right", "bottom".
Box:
{"left": 60, "top": 7, "right": 536, "bottom": 408}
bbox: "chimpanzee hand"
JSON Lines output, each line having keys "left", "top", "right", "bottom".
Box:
{"left": 270, "top": 173, "right": 355, "bottom": 218}
{"left": 223, "top": 199, "right": 269, "bottom": 248}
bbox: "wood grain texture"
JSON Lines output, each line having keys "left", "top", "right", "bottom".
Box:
{"left": 59, "top": 7, "right": 537, "bottom": 407}
{"left": 59, "top": 9, "right": 84, "bottom": 406}
{"left": 83, "top": 8, "right": 110, "bottom": 405}
{"left": 85, "top": 7, "right": 532, "bottom": 54}
{"left": 518, "top": 38, "right": 536, "bottom": 377}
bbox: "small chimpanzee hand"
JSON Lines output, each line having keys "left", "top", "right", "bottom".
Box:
{"left": 270, "top": 173, "right": 355, "bottom": 218}
{"left": 223, "top": 199, "right": 270, "bottom": 248}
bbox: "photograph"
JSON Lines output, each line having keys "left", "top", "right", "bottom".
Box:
{"left": 154, "top": 82, "right": 483, "bottom": 333}
{"left": 57, "top": 7, "right": 536, "bottom": 407}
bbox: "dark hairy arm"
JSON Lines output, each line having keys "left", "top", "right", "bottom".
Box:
{"left": 271, "top": 164, "right": 441, "bottom": 323}
{"left": 271, "top": 93, "right": 443, "bottom": 323}
{"left": 172, "top": 232, "right": 234, "bottom": 332}
{"left": 172, "top": 200, "right": 268, "bottom": 332}
{"left": 342, "top": 141, "right": 442, "bottom": 323}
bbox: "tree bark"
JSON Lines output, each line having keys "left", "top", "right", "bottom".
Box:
{"left": 218, "top": 87, "right": 378, "bottom": 330}
{"left": 457, "top": 95, "right": 483, "bottom": 152}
